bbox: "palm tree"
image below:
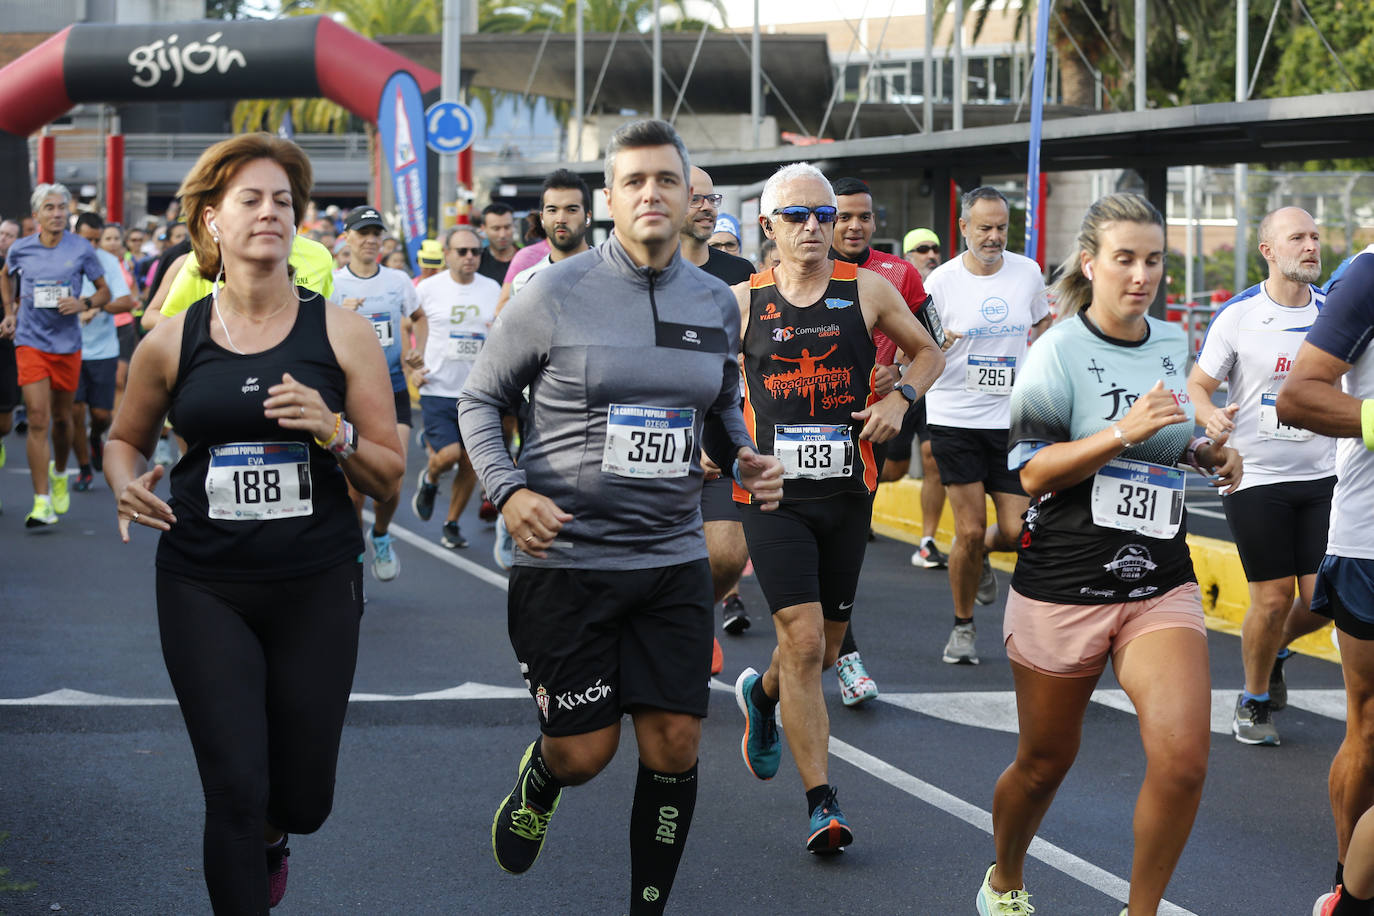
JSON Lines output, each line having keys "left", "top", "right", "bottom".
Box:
{"left": 934, "top": 1, "right": 1219, "bottom": 109}
{"left": 232, "top": 0, "right": 440, "bottom": 136}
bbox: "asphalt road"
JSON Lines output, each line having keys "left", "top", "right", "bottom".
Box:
{"left": 0, "top": 443, "right": 1349, "bottom": 916}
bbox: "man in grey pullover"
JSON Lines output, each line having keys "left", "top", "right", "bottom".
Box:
{"left": 458, "top": 119, "right": 783, "bottom": 915}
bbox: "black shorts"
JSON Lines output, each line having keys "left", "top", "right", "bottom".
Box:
{"left": 928, "top": 424, "right": 1025, "bottom": 495}
{"left": 884, "top": 400, "right": 926, "bottom": 463}
{"left": 74, "top": 356, "right": 118, "bottom": 410}
{"left": 392, "top": 388, "right": 413, "bottom": 427}
{"left": 508, "top": 559, "right": 713, "bottom": 736}
{"left": 700, "top": 475, "right": 740, "bottom": 523}
{"left": 117, "top": 322, "right": 139, "bottom": 362}
{"left": 738, "top": 492, "right": 872, "bottom": 622}
{"left": 1222, "top": 476, "right": 1334, "bottom": 581}
{"left": 0, "top": 337, "right": 17, "bottom": 412}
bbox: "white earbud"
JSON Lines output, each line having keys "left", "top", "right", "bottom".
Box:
{"left": 1083, "top": 262, "right": 1094, "bottom": 281}
{"left": 210, "top": 219, "right": 221, "bottom": 243}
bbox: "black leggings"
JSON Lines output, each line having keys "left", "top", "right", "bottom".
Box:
{"left": 157, "top": 561, "right": 363, "bottom": 915}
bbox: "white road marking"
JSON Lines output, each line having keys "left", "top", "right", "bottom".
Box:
{"left": 826, "top": 738, "right": 1196, "bottom": 915}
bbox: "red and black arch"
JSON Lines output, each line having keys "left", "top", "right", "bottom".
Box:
{"left": 0, "top": 15, "right": 440, "bottom": 218}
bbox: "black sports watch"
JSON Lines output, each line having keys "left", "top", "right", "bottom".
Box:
{"left": 82, "top": 296, "right": 93, "bottom": 310}
{"left": 896, "top": 383, "right": 920, "bottom": 404}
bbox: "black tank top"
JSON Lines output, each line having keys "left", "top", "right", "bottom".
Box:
{"left": 737, "top": 260, "right": 879, "bottom": 502}
{"left": 156, "top": 291, "right": 362, "bottom": 580}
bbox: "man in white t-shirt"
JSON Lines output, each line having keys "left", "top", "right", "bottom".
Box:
{"left": 1189, "top": 206, "right": 1337, "bottom": 747}
{"left": 410, "top": 225, "right": 501, "bottom": 549}
{"left": 923, "top": 186, "right": 1051, "bottom": 665}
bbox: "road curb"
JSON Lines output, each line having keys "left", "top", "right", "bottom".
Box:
{"left": 873, "top": 478, "right": 1338, "bottom": 663}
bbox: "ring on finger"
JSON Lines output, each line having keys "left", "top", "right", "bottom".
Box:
{"left": 300, "top": 406, "right": 305, "bottom": 417}
{"left": 132, "top": 511, "right": 140, "bottom": 522}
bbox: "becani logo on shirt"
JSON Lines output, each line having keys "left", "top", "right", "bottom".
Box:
{"left": 760, "top": 302, "right": 781, "bottom": 320}
{"left": 980, "top": 297, "right": 1010, "bottom": 322}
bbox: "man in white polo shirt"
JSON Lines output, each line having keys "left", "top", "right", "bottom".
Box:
{"left": 923, "top": 186, "right": 1051, "bottom": 665}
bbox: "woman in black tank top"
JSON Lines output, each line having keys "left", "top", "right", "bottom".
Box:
{"left": 103, "top": 135, "right": 404, "bottom": 914}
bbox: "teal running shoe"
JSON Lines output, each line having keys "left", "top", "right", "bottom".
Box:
{"left": 734, "top": 667, "right": 780, "bottom": 780}
{"left": 805, "top": 786, "right": 853, "bottom": 854}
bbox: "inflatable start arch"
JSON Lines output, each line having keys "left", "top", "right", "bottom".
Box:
{"left": 0, "top": 16, "right": 441, "bottom": 221}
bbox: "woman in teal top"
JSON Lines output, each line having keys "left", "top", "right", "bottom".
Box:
{"left": 975, "top": 194, "right": 1242, "bottom": 916}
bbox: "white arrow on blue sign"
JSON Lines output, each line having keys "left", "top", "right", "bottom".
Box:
{"left": 425, "top": 100, "right": 476, "bottom": 155}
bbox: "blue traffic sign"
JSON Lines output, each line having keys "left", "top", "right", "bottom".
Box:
{"left": 425, "top": 100, "right": 476, "bottom": 155}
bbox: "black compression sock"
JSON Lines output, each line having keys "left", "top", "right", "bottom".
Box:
{"left": 524, "top": 738, "right": 563, "bottom": 812}
{"left": 750, "top": 676, "right": 777, "bottom": 715}
{"left": 1333, "top": 886, "right": 1374, "bottom": 916}
{"left": 1338, "top": 862, "right": 1347, "bottom": 890}
{"left": 839, "top": 622, "right": 858, "bottom": 657}
{"left": 628, "top": 760, "right": 698, "bottom": 916}
{"left": 805, "top": 784, "right": 830, "bottom": 816}
{"left": 954, "top": 616, "right": 974, "bottom": 628}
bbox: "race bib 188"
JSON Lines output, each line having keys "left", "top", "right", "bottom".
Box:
{"left": 774, "top": 423, "right": 852, "bottom": 479}
{"left": 205, "top": 442, "right": 313, "bottom": 521}
{"left": 1090, "top": 458, "right": 1185, "bottom": 539}
{"left": 601, "top": 404, "right": 696, "bottom": 479}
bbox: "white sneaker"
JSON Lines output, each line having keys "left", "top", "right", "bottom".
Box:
{"left": 976, "top": 864, "right": 1034, "bottom": 915}
{"left": 835, "top": 652, "right": 879, "bottom": 706}
{"left": 369, "top": 530, "right": 400, "bottom": 581}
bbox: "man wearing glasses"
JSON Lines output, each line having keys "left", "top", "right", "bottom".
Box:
{"left": 680, "top": 168, "right": 757, "bottom": 640}
{"left": 904, "top": 227, "right": 943, "bottom": 280}
{"left": 731, "top": 162, "right": 943, "bottom": 854}
{"left": 410, "top": 225, "right": 500, "bottom": 549}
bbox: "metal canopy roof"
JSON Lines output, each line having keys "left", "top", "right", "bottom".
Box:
{"left": 380, "top": 32, "right": 834, "bottom": 120}
{"left": 491, "top": 89, "right": 1374, "bottom": 186}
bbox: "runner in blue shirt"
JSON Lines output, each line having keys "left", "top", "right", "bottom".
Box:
{"left": 0, "top": 183, "right": 110, "bottom": 527}
{"left": 332, "top": 205, "right": 421, "bottom": 582}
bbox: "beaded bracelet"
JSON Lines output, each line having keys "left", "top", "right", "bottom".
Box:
{"left": 315, "top": 412, "right": 342, "bottom": 450}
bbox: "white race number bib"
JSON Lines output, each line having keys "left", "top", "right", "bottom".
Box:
{"left": 1257, "top": 392, "right": 1314, "bottom": 441}
{"left": 601, "top": 404, "right": 696, "bottom": 479}
{"left": 1090, "top": 458, "right": 1185, "bottom": 539}
{"left": 366, "top": 313, "right": 395, "bottom": 348}
{"left": 774, "top": 424, "right": 852, "bottom": 480}
{"left": 33, "top": 281, "right": 70, "bottom": 309}
{"left": 205, "top": 442, "right": 313, "bottom": 521}
{"left": 446, "top": 331, "right": 485, "bottom": 362}
{"left": 965, "top": 354, "right": 1015, "bottom": 395}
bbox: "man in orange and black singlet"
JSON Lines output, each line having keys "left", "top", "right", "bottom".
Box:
{"left": 729, "top": 162, "right": 944, "bottom": 854}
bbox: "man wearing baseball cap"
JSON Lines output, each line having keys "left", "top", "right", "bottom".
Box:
{"left": 708, "top": 213, "right": 742, "bottom": 257}
{"left": 903, "top": 228, "right": 942, "bottom": 280}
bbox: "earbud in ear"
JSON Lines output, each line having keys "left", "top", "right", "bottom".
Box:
{"left": 210, "top": 219, "right": 221, "bottom": 243}
{"left": 1083, "top": 263, "right": 1094, "bottom": 281}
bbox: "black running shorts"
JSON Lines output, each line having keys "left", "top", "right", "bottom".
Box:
{"left": 0, "top": 338, "right": 17, "bottom": 412}
{"left": 928, "top": 423, "right": 1025, "bottom": 495}
{"left": 507, "top": 558, "right": 713, "bottom": 737}
{"left": 738, "top": 492, "right": 872, "bottom": 622}
{"left": 1221, "top": 476, "right": 1334, "bottom": 581}
{"left": 392, "top": 387, "right": 413, "bottom": 428}
{"left": 700, "top": 475, "right": 740, "bottom": 524}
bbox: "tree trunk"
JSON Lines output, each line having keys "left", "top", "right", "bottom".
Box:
{"left": 1055, "top": 38, "right": 1100, "bottom": 108}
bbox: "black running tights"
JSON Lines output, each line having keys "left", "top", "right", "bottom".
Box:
{"left": 157, "top": 562, "right": 362, "bottom": 915}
